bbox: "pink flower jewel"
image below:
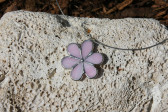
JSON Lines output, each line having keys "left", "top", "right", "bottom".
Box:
{"left": 61, "top": 40, "right": 104, "bottom": 81}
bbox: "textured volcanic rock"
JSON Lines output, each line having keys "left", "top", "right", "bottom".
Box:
{"left": 0, "top": 11, "right": 168, "bottom": 112}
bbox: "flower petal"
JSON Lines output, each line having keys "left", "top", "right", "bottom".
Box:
{"left": 84, "top": 62, "right": 97, "bottom": 78}
{"left": 67, "top": 43, "right": 82, "bottom": 58}
{"left": 61, "top": 56, "right": 80, "bottom": 69}
{"left": 85, "top": 53, "right": 103, "bottom": 64}
{"left": 71, "top": 63, "right": 84, "bottom": 80}
{"left": 81, "top": 40, "right": 93, "bottom": 59}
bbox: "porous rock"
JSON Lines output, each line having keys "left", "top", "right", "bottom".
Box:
{"left": 0, "top": 11, "right": 168, "bottom": 112}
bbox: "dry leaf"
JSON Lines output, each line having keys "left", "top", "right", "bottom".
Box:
{"left": 106, "top": 0, "right": 133, "bottom": 14}
{"left": 152, "top": 5, "right": 160, "bottom": 8}
{"left": 106, "top": 7, "right": 117, "bottom": 14}
{"left": 155, "top": 10, "right": 166, "bottom": 17}
{"left": 153, "top": 0, "right": 166, "bottom": 5}
{"left": 103, "top": 5, "right": 107, "bottom": 13}
{"left": 5, "top": 2, "right": 17, "bottom": 13}
{"left": 117, "top": 0, "right": 133, "bottom": 10}
{"left": 92, "top": 8, "right": 101, "bottom": 12}
{"left": 0, "top": 0, "right": 5, "bottom": 3}
{"left": 163, "top": 15, "right": 168, "bottom": 19}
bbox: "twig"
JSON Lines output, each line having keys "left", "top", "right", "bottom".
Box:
{"left": 106, "top": 0, "right": 133, "bottom": 14}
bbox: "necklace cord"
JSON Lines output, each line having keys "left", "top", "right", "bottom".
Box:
{"left": 56, "top": 0, "right": 168, "bottom": 51}
{"left": 90, "top": 38, "right": 168, "bottom": 51}
{"left": 56, "top": 0, "right": 65, "bottom": 15}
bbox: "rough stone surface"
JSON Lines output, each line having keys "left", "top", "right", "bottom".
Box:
{"left": 0, "top": 11, "right": 168, "bottom": 112}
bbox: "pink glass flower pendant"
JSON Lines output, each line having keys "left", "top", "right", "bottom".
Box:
{"left": 61, "top": 40, "right": 103, "bottom": 81}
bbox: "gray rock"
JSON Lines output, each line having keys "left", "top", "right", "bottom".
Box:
{"left": 0, "top": 11, "right": 168, "bottom": 112}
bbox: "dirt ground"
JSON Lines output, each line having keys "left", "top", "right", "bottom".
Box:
{"left": 0, "top": 0, "right": 168, "bottom": 27}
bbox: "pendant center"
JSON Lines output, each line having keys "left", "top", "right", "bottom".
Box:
{"left": 80, "top": 59, "right": 84, "bottom": 62}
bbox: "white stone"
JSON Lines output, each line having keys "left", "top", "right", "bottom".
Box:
{"left": 0, "top": 10, "right": 168, "bottom": 112}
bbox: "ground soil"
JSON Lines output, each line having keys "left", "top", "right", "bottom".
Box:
{"left": 0, "top": 0, "right": 168, "bottom": 27}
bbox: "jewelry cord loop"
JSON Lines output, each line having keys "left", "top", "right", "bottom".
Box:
{"left": 56, "top": 0, "right": 168, "bottom": 51}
